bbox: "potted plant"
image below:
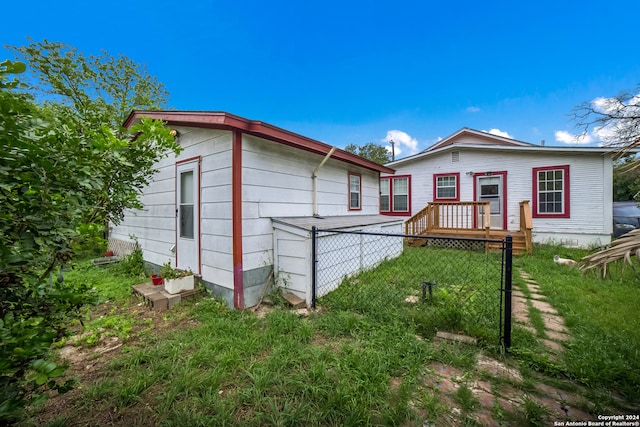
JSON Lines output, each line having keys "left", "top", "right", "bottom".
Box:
{"left": 159, "top": 261, "right": 194, "bottom": 294}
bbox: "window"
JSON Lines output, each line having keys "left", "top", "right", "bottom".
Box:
{"left": 379, "top": 175, "right": 411, "bottom": 215}
{"left": 349, "top": 173, "right": 361, "bottom": 210}
{"left": 532, "top": 165, "right": 570, "bottom": 218}
{"left": 179, "top": 170, "right": 194, "bottom": 239}
{"left": 380, "top": 179, "right": 390, "bottom": 212}
{"left": 393, "top": 178, "right": 409, "bottom": 212}
{"left": 433, "top": 173, "right": 460, "bottom": 201}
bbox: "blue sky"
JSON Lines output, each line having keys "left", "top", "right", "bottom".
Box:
{"left": 3, "top": 0, "right": 639, "bottom": 158}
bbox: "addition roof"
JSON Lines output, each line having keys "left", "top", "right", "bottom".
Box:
{"left": 124, "top": 110, "right": 395, "bottom": 174}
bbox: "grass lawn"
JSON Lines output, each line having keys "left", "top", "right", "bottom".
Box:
{"left": 512, "top": 243, "right": 640, "bottom": 405}
{"left": 20, "top": 243, "right": 640, "bottom": 426}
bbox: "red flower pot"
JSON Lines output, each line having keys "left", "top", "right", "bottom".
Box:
{"left": 151, "top": 274, "right": 164, "bottom": 286}
{"left": 104, "top": 250, "right": 114, "bottom": 257}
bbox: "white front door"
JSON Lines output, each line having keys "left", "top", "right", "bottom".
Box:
{"left": 176, "top": 160, "right": 200, "bottom": 273}
{"left": 476, "top": 175, "right": 503, "bottom": 229}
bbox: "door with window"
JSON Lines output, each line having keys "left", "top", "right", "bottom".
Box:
{"left": 476, "top": 175, "right": 504, "bottom": 229}
{"left": 176, "top": 160, "right": 200, "bottom": 273}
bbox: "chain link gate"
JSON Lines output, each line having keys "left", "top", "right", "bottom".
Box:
{"left": 311, "top": 227, "right": 513, "bottom": 350}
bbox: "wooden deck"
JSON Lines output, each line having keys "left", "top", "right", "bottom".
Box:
{"left": 405, "top": 201, "right": 533, "bottom": 255}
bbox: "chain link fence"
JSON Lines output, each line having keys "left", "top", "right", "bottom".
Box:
{"left": 312, "top": 228, "right": 512, "bottom": 348}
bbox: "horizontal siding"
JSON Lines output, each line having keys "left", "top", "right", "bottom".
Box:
{"left": 387, "top": 149, "right": 612, "bottom": 244}
{"left": 111, "top": 127, "right": 235, "bottom": 288}
{"left": 274, "top": 229, "right": 310, "bottom": 300}
{"left": 240, "top": 134, "right": 382, "bottom": 272}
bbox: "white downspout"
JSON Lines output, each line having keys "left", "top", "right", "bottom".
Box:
{"left": 312, "top": 147, "right": 336, "bottom": 217}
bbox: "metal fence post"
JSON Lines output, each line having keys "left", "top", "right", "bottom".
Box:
{"left": 311, "top": 226, "right": 317, "bottom": 309}
{"left": 504, "top": 234, "right": 513, "bottom": 351}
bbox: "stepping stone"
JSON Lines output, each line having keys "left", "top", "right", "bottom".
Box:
{"left": 436, "top": 331, "right": 478, "bottom": 345}
{"left": 541, "top": 338, "right": 564, "bottom": 352}
{"left": 512, "top": 298, "right": 530, "bottom": 323}
{"left": 530, "top": 299, "right": 558, "bottom": 315}
{"left": 519, "top": 271, "right": 532, "bottom": 279}
{"left": 475, "top": 355, "right": 523, "bottom": 383}
{"left": 541, "top": 314, "right": 569, "bottom": 333}
{"left": 527, "top": 284, "right": 542, "bottom": 293}
{"left": 512, "top": 289, "right": 526, "bottom": 299}
{"left": 546, "top": 330, "right": 571, "bottom": 342}
{"left": 514, "top": 323, "right": 537, "bottom": 334}
{"left": 529, "top": 292, "right": 547, "bottom": 300}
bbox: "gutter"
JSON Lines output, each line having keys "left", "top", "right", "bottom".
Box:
{"left": 312, "top": 147, "right": 336, "bottom": 217}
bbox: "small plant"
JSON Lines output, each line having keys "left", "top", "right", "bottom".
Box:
{"left": 112, "top": 237, "right": 145, "bottom": 277}
{"left": 159, "top": 261, "right": 193, "bottom": 280}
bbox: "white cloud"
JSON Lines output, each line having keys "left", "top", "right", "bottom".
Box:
{"left": 383, "top": 130, "right": 420, "bottom": 157}
{"left": 554, "top": 130, "right": 593, "bottom": 144}
{"left": 483, "top": 128, "right": 513, "bottom": 139}
{"left": 466, "top": 106, "right": 480, "bottom": 113}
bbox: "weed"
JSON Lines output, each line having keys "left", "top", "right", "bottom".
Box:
{"left": 455, "top": 385, "right": 479, "bottom": 413}
{"left": 522, "top": 395, "right": 551, "bottom": 426}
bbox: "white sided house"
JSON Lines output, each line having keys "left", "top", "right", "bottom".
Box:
{"left": 381, "top": 128, "right": 614, "bottom": 249}
{"left": 110, "top": 111, "right": 403, "bottom": 308}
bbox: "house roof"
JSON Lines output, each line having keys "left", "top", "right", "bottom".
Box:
{"left": 425, "top": 128, "right": 536, "bottom": 152}
{"left": 124, "top": 110, "right": 395, "bottom": 174}
{"left": 386, "top": 127, "right": 616, "bottom": 167}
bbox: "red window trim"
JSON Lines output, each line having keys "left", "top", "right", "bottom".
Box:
{"left": 380, "top": 175, "right": 412, "bottom": 216}
{"left": 532, "top": 165, "right": 570, "bottom": 219}
{"left": 348, "top": 172, "right": 362, "bottom": 211}
{"left": 433, "top": 172, "right": 461, "bottom": 202}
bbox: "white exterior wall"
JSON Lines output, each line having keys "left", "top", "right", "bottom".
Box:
{"left": 385, "top": 148, "right": 613, "bottom": 247}
{"left": 111, "top": 127, "right": 235, "bottom": 289}
{"left": 273, "top": 222, "right": 404, "bottom": 304}
{"left": 241, "top": 134, "right": 381, "bottom": 273}
{"left": 110, "top": 155, "right": 177, "bottom": 267}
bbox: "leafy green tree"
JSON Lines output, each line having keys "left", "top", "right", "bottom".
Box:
{"left": 10, "top": 39, "right": 169, "bottom": 138}
{"left": 344, "top": 142, "right": 391, "bottom": 164}
{"left": 0, "top": 55, "right": 179, "bottom": 422}
{"left": 10, "top": 40, "right": 173, "bottom": 228}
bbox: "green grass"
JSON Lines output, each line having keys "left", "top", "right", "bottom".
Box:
{"left": 514, "top": 243, "right": 640, "bottom": 403}
{"left": 321, "top": 246, "right": 505, "bottom": 345}
{"left": 21, "top": 243, "right": 640, "bottom": 425}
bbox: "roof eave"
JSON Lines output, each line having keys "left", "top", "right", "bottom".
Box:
{"left": 124, "top": 110, "right": 395, "bottom": 174}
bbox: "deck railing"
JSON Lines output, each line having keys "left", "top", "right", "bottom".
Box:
{"left": 519, "top": 200, "right": 533, "bottom": 254}
{"left": 405, "top": 201, "right": 491, "bottom": 235}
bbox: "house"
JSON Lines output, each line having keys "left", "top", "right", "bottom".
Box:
{"left": 110, "top": 111, "right": 403, "bottom": 309}
{"left": 381, "top": 128, "right": 614, "bottom": 249}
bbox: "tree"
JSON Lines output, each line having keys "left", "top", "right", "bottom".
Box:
{"left": 9, "top": 39, "right": 169, "bottom": 138}
{"left": 0, "top": 49, "right": 179, "bottom": 421}
{"left": 574, "top": 84, "right": 640, "bottom": 273}
{"left": 573, "top": 83, "right": 640, "bottom": 161}
{"left": 613, "top": 156, "right": 640, "bottom": 201}
{"left": 9, "top": 39, "right": 174, "bottom": 228}
{"left": 344, "top": 142, "right": 391, "bottom": 164}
